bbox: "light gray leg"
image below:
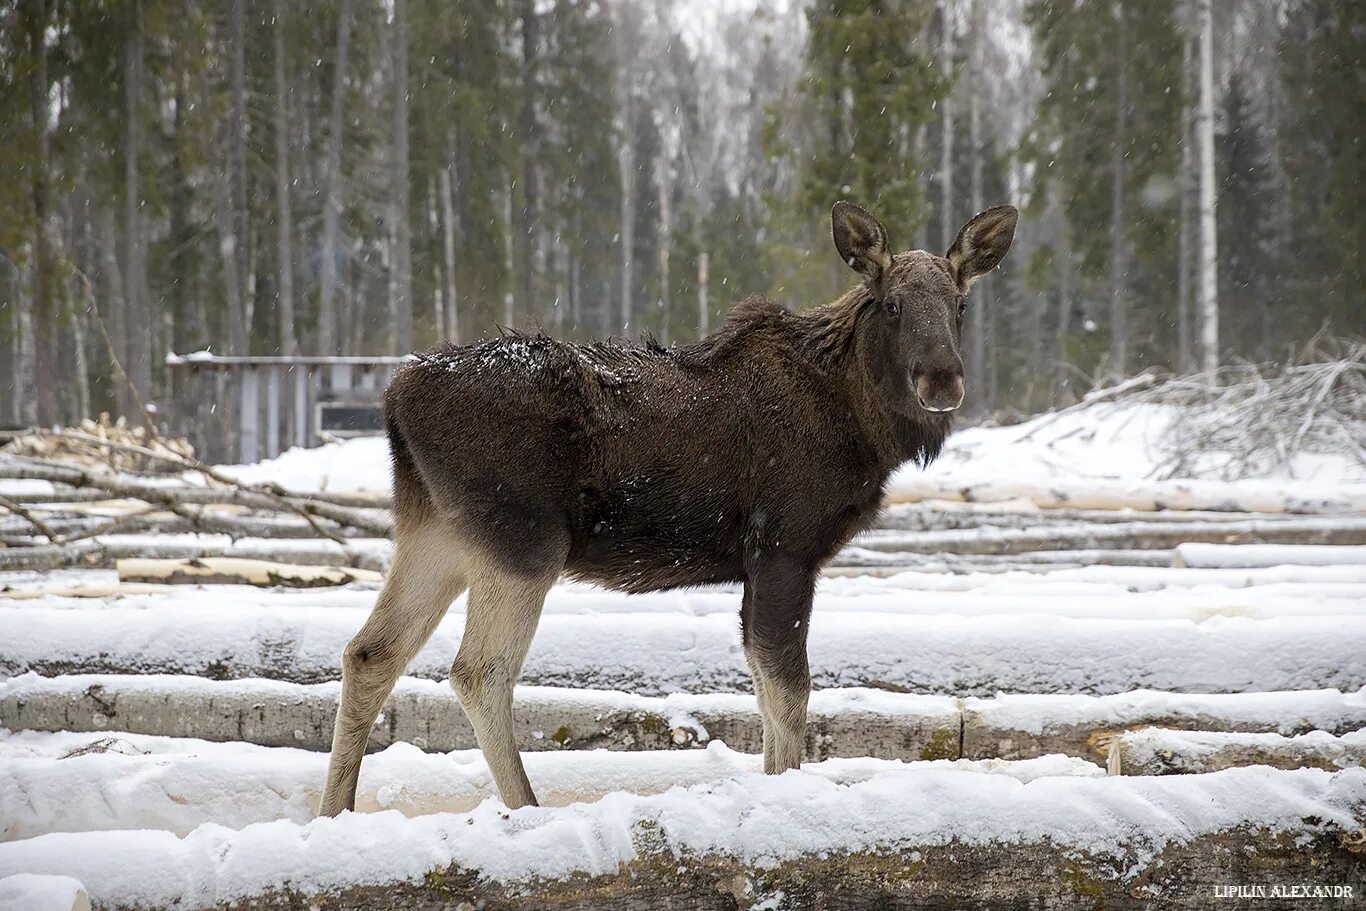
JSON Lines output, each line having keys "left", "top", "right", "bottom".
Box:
{"left": 319, "top": 524, "right": 465, "bottom": 816}
{"left": 449, "top": 566, "right": 558, "bottom": 809}
{"left": 753, "top": 651, "right": 810, "bottom": 774}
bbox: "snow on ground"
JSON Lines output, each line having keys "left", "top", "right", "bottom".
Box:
{"left": 1, "top": 764, "right": 1362, "bottom": 909}
{"left": 5, "top": 601, "right": 1363, "bottom": 695}
{"left": 215, "top": 436, "right": 391, "bottom": 493}
{"left": 6, "top": 564, "right": 1366, "bottom": 618}
{"left": 0, "top": 734, "right": 1103, "bottom": 840}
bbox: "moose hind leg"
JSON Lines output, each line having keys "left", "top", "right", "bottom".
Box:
{"left": 450, "top": 563, "right": 560, "bottom": 809}
{"left": 319, "top": 523, "right": 466, "bottom": 816}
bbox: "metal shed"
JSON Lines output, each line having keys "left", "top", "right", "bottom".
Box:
{"left": 164, "top": 354, "right": 410, "bottom": 464}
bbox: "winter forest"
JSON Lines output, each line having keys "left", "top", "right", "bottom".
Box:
{"left": 0, "top": 0, "right": 1362, "bottom": 428}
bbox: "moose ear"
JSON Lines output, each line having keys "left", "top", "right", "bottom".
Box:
{"left": 832, "top": 201, "right": 893, "bottom": 282}
{"left": 946, "top": 205, "right": 1018, "bottom": 289}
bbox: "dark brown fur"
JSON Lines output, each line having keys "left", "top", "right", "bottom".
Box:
{"left": 388, "top": 290, "right": 953, "bottom": 595}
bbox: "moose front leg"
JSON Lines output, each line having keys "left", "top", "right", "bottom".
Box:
{"left": 742, "top": 556, "right": 814, "bottom": 774}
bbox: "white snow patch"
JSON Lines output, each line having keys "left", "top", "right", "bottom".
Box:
{"left": 0, "top": 766, "right": 1361, "bottom": 908}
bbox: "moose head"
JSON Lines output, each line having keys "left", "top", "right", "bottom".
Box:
{"left": 832, "top": 200, "right": 1018, "bottom": 414}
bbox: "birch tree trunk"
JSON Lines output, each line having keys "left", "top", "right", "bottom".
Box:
{"left": 26, "top": 0, "right": 57, "bottom": 424}
{"left": 318, "top": 0, "right": 354, "bottom": 355}
{"left": 169, "top": 83, "right": 202, "bottom": 359}
{"left": 966, "top": 0, "right": 986, "bottom": 408}
{"left": 697, "top": 250, "right": 709, "bottom": 339}
{"left": 939, "top": 0, "right": 954, "bottom": 248}
{"left": 619, "top": 93, "right": 635, "bottom": 333}
{"left": 123, "top": 0, "right": 152, "bottom": 410}
{"left": 390, "top": 0, "right": 413, "bottom": 353}
{"left": 1195, "top": 0, "right": 1219, "bottom": 374}
{"left": 516, "top": 0, "right": 540, "bottom": 328}
{"left": 272, "top": 0, "right": 298, "bottom": 357}
{"left": 1176, "top": 32, "right": 1195, "bottom": 374}
{"left": 1106, "top": 5, "right": 1130, "bottom": 377}
{"left": 15, "top": 273, "right": 37, "bottom": 426}
{"left": 227, "top": 0, "right": 250, "bottom": 357}
{"left": 656, "top": 156, "right": 671, "bottom": 346}
{"left": 439, "top": 158, "right": 459, "bottom": 344}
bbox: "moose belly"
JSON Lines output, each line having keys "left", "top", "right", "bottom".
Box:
{"left": 565, "top": 474, "right": 745, "bottom": 593}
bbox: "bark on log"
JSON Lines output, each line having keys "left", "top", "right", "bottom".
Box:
{"left": 1107, "top": 727, "right": 1366, "bottom": 775}
{"left": 1173, "top": 542, "right": 1366, "bottom": 568}
{"left": 887, "top": 476, "right": 1366, "bottom": 515}
{"left": 0, "top": 538, "right": 390, "bottom": 573}
{"left": 962, "top": 689, "right": 1366, "bottom": 762}
{"left": 115, "top": 557, "right": 382, "bottom": 588}
{"left": 7, "top": 676, "right": 1363, "bottom": 764}
{"left": 0, "top": 676, "right": 961, "bottom": 762}
{"left": 38, "top": 828, "right": 1366, "bottom": 911}
{"left": 855, "top": 516, "right": 1366, "bottom": 556}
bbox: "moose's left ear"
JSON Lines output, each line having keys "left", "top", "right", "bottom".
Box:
{"left": 946, "top": 205, "right": 1018, "bottom": 289}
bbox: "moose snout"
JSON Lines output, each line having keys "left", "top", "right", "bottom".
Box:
{"left": 912, "top": 361, "right": 965, "bottom": 413}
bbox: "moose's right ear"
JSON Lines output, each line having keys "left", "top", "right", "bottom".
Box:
{"left": 832, "top": 201, "right": 893, "bottom": 283}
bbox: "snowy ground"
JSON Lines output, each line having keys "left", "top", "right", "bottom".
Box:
{"left": 1, "top": 405, "right": 1363, "bottom": 909}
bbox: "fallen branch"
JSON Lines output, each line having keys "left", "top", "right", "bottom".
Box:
{"left": 0, "top": 457, "right": 391, "bottom": 541}
{"left": 0, "top": 494, "right": 60, "bottom": 542}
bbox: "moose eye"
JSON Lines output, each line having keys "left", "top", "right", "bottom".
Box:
{"left": 956, "top": 296, "right": 967, "bottom": 318}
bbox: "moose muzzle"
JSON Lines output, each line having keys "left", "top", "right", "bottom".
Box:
{"left": 912, "top": 362, "right": 965, "bottom": 413}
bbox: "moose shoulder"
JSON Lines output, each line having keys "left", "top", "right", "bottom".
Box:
{"left": 320, "top": 201, "right": 1018, "bottom": 816}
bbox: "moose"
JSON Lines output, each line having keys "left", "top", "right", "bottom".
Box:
{"left": 319, "top": 201, "right": 1018, "bottom": 815}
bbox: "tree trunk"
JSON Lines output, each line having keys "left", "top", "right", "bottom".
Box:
{"left": 439, "top": 160, "right": 459, "bottom": 344}
{"left": 96, "top": 207, "right": 127, "bottom": 409}
{"left": 227, "top": 0, "right": 250, "bottom": 356}
{"left": 25, "top": 0, "right": 58, "bottom": 425}
{"left": 273, "top": 0, "right": 298, "bottom": 357}
{"left": 1177, "top": 33, "right": 1195, "bottom": 374}
{"left": 15, "top": 269, "right": 37, "bottom": 426}
{"left": 656, "top": 156, "right": 671, "bottom": 346}
{"left": 318, "top": 0, "right": 354, "bottom": 355}
{"left": 390, "top": 0, "right": 413, "bottom": 353}
{"left": 122, "top": 0, "right": 152, "bottom": 412}
{"left": 1195, "top": 0, "right": 1219, "bottom": 374}
{"left": 516, "top": 0, "right": 540, "bottom": 328}
{"left": 966, "top": 0, "right": 985, "bottom": 408}
{"left": 169, "top": 84, "right": 202, "bottom": 360}
{"left": 619, "top": 93, "right": 635, "bottom": 333}
{"left": 1106, "top": 5, "right": 1130, "bottom": 377}
{"left": 1057, "top": 229, "right": 1073, "bottom": 402}
{"left": 697, "top": 250, "right": 709, "bottom": 339}
{"left": 939, "top": 0, "right": 954, "bottom": 247}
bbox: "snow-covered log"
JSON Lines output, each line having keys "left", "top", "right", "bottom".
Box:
{"left": 885, "top": 474, "right": 1366, "bottom": 515}
{"left": 1106, "top": 727, "right": 1366, "bottom": 775}
{"left": 0, "top": 875, "right": 90, "bottom": 911}
{"left": 6, "top": 675, "right": 1363, "bottom": 764}
{"left": 1172, "top": 542, "right": 1366, "bottom": 568}
{"left": 0, "top": 675, "right": 961, "bottom": 762}
{"left": 0, "top": 766, "right": 1362, "bottom": 910}
{"left": 4, "top": 605, "right": 1363, "bottom": 695}
{"left": 0, "top": 734, "right": 1102, "bottom": 840}
{"left": 853, "top": 516, "right": 1366, "bottom": 556}
{"left": 0, "top": 535, "right": 390, "bottom": 573}
{"left": 962, "top": 688, "right": 1366, "bottom": 761}
{"left": 115, "top": 557, "right": 382, "bottom": 588}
